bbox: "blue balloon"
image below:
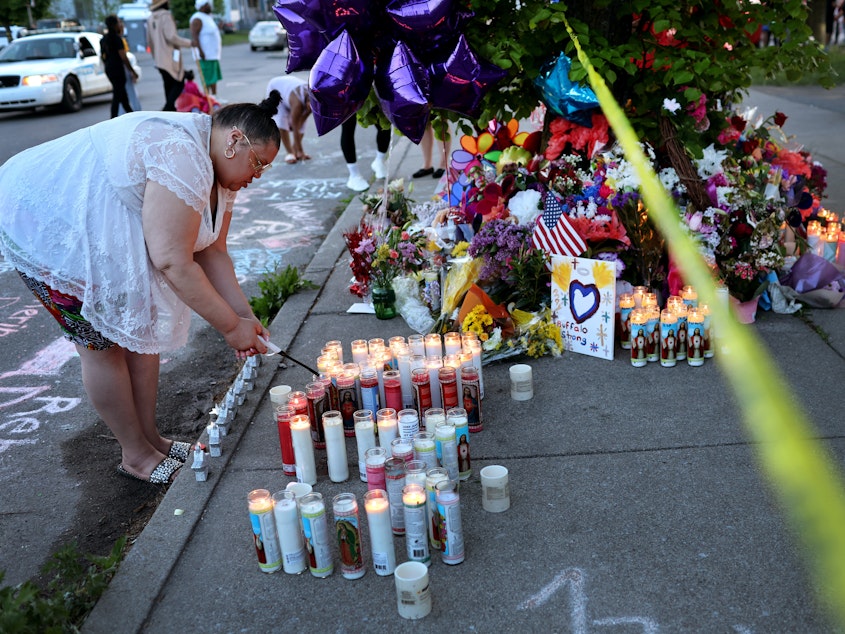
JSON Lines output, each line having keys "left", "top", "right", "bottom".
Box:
{"left": 534, "top": 52, "right": 599, "bottom": 127}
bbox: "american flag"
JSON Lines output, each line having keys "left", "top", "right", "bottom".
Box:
{"left": 531, "top": 193, "right": 587, "bottom": 257}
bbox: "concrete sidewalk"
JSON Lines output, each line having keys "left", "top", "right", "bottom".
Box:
{"left": 84, "top": 90, "right": 845, "bottom": 633}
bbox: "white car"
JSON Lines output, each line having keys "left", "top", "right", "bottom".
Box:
{"left": 0, "top": 31, "right": 139, "bottom": 113}
{"left": 249, "top": 21, "right": 286, "bottom": 51}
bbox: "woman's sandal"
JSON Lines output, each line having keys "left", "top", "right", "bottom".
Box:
{"left": 284, "top": 152, "right": 297, "bottom": 164}
{"left": 168, "top": 441, "right": 193, "bottom": 463}
{"left": 117, "top": 457, "right": 182, "bottom": 485}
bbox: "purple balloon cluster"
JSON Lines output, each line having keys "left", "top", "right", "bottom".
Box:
{"left": 273, "top": 0, "right": 508, "bottom": 143}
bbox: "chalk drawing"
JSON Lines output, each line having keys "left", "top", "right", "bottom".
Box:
{"left": 0, "top": 298, "right": 43, "bottom": 337}
{"left": 518, "top": 567, "right": 657, "bottom": 633}
{"left": 0, "top": 337, "right": 77, "bottom": 380}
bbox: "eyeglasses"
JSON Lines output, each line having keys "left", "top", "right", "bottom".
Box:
{"left": 235, "top": 127, "right": 272, "bottom": 177}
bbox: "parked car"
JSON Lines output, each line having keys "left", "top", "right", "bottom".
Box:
{"left": 0, "top": 31, "right": 138, "bottom": 113}
{"left": 248, "top": 21, "right": 286, "bottom": 51}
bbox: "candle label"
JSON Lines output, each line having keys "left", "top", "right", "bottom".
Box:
{"left": 702, "top": 313, "right": 714, "bottom": 358}
{"left": 457, "top": 428, "right": 471, "bottom": 480}
{"left": 645, "top": 313, "right": 660, "bottom": 362}
{"left": 301, "top": 506, "right": 333, "bottom": 577}
{"left": 337, "top": 385, "right": 359, "bottom": 436}
{"left": 687, "top": 321, "right": 705, "bottom": 365}
{"left": 366, "top": 462, "right": 386, "bottom": 491}
{"left": 437, "top": 494, "right": 465, "bottom": 565}
{"left": 413, "top": 442, "right": 438, "bottom": 472}
{"left": 619, "top": 305, "right": 633, "bottom": 349}
{"left": 412, "top": 381, "right": 432, "bottom": 418}
{"left": 361, "top": 381, "right": 380, "bottom": 414}
{"left": 425, "top": 476, "right": 447, "bottom": 551}
{"left": 249, "top": 507, "right": 282, "bottom": 573}
{"left": 334, "top": 509, "right": 365, "bottom": 579}
{"left": 440, "top": 380, "right": 458, "bottom": 410}
{"left": 461, "top": 379, "right": 482, "bottom": 432}
{"left": 371, "top": 550, "right": 392, "bottom": 575}
{"left": 307, "top": 393, "right": 329, "bottom": 449}
{"left": 386, "top": 472, "right": 407, "bottom": 535}
{"left": 659, "top": 320, "right": 677, "bottom": 367}
{"left": 675, "top": 314, "right": 688, "bottom": 360}
{"left": 398, "top": 413, "right": 419, "bottom": 440}
{"left": 402, "top": 499, "right": 430, "bottom": 565}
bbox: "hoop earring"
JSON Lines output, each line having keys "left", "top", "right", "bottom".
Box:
{"left": 224, "top": 145, "right": 235, "bottom": 159}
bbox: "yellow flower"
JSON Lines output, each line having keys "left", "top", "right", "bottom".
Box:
{"left": 451, "top": 241, "right": 469, "bottom": 258}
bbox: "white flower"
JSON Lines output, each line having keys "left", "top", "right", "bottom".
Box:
{"left": 482, "top": 327, "right": 502, "bottom": 351}
{"left": 507, "top": 189, "right": 543, "bottom": 226}
{"left": 663, "top": 98, "right": 682, "bottom": 114}
{"left": 696, "top": 144, "right": 728, "bottom": 179}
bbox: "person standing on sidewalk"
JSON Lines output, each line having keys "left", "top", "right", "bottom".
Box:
{"left": 147, "top": 0, "right": 192, "bottom": 111}
{"left": 190, "top": 0, "right": 222, "bottom": 96}
{"left": 341, "top": 117, "right": 389, "bottom": 191}
{"left": 413, "top": 124, "right": 451, "bottom": 180}
{"left": 0, "top": 97, "right": 282, "bottom": 484}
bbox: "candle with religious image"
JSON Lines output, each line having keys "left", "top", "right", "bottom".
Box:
{"left": 434, "top": 421, "right": 459, "bottom": 481}
{"left": 336, "top": 372, "right": 359, "bottom": 437}
{"left": 435, "top": 479, "right": 465, "bottom": 565}
{"left": 464, "top": 339, "right": 484, "bottom": 398}
{"left": 247, "top": 489, "right": 282, "bottom": 573}
{"left": 629, "top": 308, "right": 648, "bottom": 367}
{"left": 671, "top": 302, "right": 688, "bottom": 360}
{"left": 425, "top": 467, "right": 449, "bottom": 551}
{"left": 645, "top": 307, "right": 660, "bottom": 363}
{"left": 364, "top": 489, "right": 397, "bottom": 576}
{"left": 459, "top": 366, "right": 483, "bottom": 432}
{"left": 305, "top": 382, "right": 328, "bottom": 449}
{"left": 686, "top": 308, "right": 706, "bottom": 366}
{"left": 299, "top": 492, "right": 334, "bottom": 578}
{"left": 659, "top": 310, "right": 678, "bottom": 368}
{"left": 447, "top": 407, "right": 471, "bottom": 480}
{"left": 618, "top": 292, "right": 634, "bottom": 350}
{"left": 333, "top": 493, "right": 365, "bottom": 579}
{"left": 699, "top": 302, "right": 714, "bottom": 358}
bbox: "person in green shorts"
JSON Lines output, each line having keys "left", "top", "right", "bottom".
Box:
{"left": 190, "top": 0, "right": 222, "bottom": 96}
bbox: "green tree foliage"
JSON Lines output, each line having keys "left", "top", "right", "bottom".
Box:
{"left": 0, "top": 0, "right": 51, "bottom": 34}
{"left": 461, "top": 1, "right": 833, "bottom": 158}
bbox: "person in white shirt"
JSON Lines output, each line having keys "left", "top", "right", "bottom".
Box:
{"left": 266, "top": 75, "right": 312, "bottom": 164}
{"left": 190, "top": 0, "right": 222, "bottom": 96}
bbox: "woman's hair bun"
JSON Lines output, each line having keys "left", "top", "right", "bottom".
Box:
{"left": 260, "top": 90, "right": 282, "bottom": 117}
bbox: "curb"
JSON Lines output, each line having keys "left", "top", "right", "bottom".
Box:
{"left": 82, "top": 135, "right": 419, "bottom": 634}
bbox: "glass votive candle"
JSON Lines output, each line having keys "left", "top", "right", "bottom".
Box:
{"left": 686, "top": 307, "right": 705, "bottom": 366}
{"left": 618, "top": 292, "right": 634, "bottom": 350}
{"left": 659, "top": 309, "right": 678, "bottom": 368}
{"left": 630, "top": 308, "right": 648, "bottom": 367}
{"left": 681, "top": 285, "right": 698, "bottom": 307}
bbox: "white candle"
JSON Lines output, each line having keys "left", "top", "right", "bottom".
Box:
{"left": 443, "top": 332, "right": 462, "bottom": 356}
{"left": 325, "top": 339, "right": 343, "bottom": 364}
{"left": 465, "top": 339, "right": 484, "bottom": 398}
{"left": 290, "top": 414, "right": 317, "bottom": 485}
{"left": 322, "top": 411, "right": 348, "bottom": 482}
{"left": 407, "top": 334, "right": 425, "bottom": 357}
{"left": 426, "top": 355, "right": 442, "bottom": 409}
{"left": 424, "top": 333, "right": 442, "bottom": 358}
{"left": 272, "top": 490, "right": 307, "bottom": 575}
{"left": 394, "top": 561, "right": 432, "bottom": 619}
{"left": 397, "top": 408, "right": 420, "bottom": 440}
{"left": 396, "top": 346, "right": 413, "bottom": 408}
{"left": 364, "top": 490, "right": 396, "bottom": 576}
{"left": 389, "top": 336, "right": 407, "bottom": 355}
{"left": 354, "top": 410, "right": 376, "bottom": 482}
{"left": 351, "top": 339, "right": 369, "bottom": 366}
{"left": 368, "top": 338, "right": 386, "bottom": 357}
{"left": 376, "top": 408, "right": 399, "bottom": 448}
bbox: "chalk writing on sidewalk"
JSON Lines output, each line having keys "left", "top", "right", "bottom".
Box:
{"left": 0, "top": 337, "right": 81, "bottom": 456}
{"left": 517, "top": 567, "right": 658, "bottom": 633}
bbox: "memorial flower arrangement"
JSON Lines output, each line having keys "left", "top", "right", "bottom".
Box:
{"left": 343, "top": 220, "right": 427, "bottom": 297}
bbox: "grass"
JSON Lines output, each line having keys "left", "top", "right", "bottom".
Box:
{"left": 248, "top": 263, "right": 317, "bottom": 326}
{"left": 221, "top": 31, "right": 250, "bottom": 46}
{"left": 750, "top": 46, "right": 845, "bottom": 86}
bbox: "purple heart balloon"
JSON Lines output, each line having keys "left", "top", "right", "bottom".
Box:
{"left": 309, "top": 30, "right": 373, "bottom": 135}
{"left": 374, "top": 40, "right": 431, "bottom": 144}
{"left": 322, "top": 0, "right": 373, "bottom": 40}
{"left": 429, "top": 35, "right": 506, "bottom": 117}
{"left": 386, "top": 0, "right": 453, "bottom": 36}
{"left": 273, "top": 0, "right": 325, "bottom": 31}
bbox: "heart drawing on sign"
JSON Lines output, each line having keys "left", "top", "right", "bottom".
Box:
{"left": 569, "top": 281, "right": 600, "bottom": 323}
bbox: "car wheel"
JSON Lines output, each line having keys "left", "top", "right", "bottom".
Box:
{"left": 60, "top": 76, "right": 82, "bottom": 113}
{"left": 250, "top": 44, "right": 257, "bottom": 51}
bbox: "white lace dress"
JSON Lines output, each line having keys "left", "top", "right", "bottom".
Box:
{"left": 0, "top": 111, "right": 236, "bottom": 354}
